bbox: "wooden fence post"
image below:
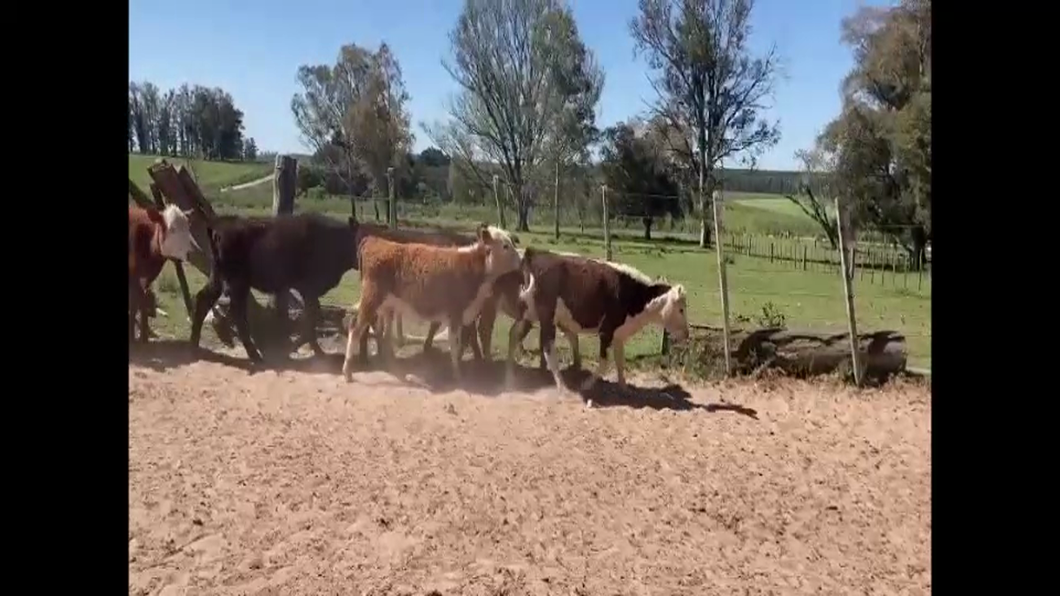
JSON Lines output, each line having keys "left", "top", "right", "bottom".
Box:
{"left": 601, "top": 185, "right": 612, "bottom": 261}
{"left": 712, "top": 190, "right": 733, "bottom": 375}
{"left": 834, "top": 196, "right": 863, "bottom": 386}
{"left": 387, "top": 167, "right": 396, "bottom": 230}
{"left": 553, "top": 161, "right": 561, "bottom": 240}
{"left": 272, "top": 155, "right": 298, "bottom": 336}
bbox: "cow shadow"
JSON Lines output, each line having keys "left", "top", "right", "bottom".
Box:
{"left": 128, "top": 339, "right": 256, "bottom": 373}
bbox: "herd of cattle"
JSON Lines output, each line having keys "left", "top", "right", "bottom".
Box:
{"left": 129, "top": 203, "right": 690, "bottom": 406}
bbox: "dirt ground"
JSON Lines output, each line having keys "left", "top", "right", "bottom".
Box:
{"left": 128, "top": 341, "right": 931, "bottom": 596}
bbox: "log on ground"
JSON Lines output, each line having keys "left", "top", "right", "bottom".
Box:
{"left": 683, "top": 326, "right": 908, "bottom": 383}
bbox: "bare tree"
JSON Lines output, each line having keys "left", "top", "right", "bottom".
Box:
{"left": 292, "top": 43, "right": 412, "bottom": 219}
{"left": 426, "top": 0, "right": 598, "bottom": 232}
{"left": 631, "top": 0, "right": 781, "bottom": 247}
{"left": 784, "top": 147, "right": 840, "bottom": 248}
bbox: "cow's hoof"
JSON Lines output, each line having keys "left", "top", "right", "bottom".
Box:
{"left": 585, "top": 398, "right": 595, "bottom": 409}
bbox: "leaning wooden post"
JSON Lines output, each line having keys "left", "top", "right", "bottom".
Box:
{"left": 387, "top": 167, "right": 396, "bottom": 229}
{"left": 272, "top": 155, "right": 298, "bottom": 338}
{"left": 149, "top": 183, "right": 194, "bottom": 319}
{"left": 601, "top": 185, "right": 612, "bottom": 261}
{"left": 711, "top": 189, "right": 733, "bottom": 375}
{"left": 834, "top": 196, "right": 863, "bottom": 386}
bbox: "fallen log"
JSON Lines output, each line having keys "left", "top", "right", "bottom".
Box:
{"left": 675, "top": 326, "right": 908, "bottom": 383}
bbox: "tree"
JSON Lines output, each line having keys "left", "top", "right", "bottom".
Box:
{"left": 821, "top": 0, "right": 931, "bottom": 267}
{"left": 631, "top": 0, "right": 782, "bottom": 247}
{"left": 541, "top": 7, "right": 605, "bottom": 239}
{"left": 418, "top": 147, "right": 451, "bottom": 167}
{"left": 243, "top": 137, "right": 258, "bottom": 161}
{"left": 127, "top": 80, "right": 248, "bottom": 160}
{"left": 426, "top": 0, "right": 601, "bottom": 232}
{"left": 784, "top": 147, "right": 839, "bottom": 248}
{"left": 292, "top": 43, "right": 413, "bottom": 222}
{"left": 600, "top": 121, "right": 682, "bottom": 240}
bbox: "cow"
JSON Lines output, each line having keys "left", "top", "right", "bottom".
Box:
{"left": 189, "top": 212, "right": 360, "bottom": 362}
{"left": 507, "top": 247, "right": 690, "bottom": 407}
{"left": 347, "top": 219, "right": 486, "bottom": 362}
{"left": 129, "top": 204, "right": 196, "bottom": 343}
{"left": 342, "top": 223, "right": 522, "bottom": 384}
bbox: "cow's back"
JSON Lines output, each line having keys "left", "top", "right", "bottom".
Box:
{"left": 360, "top": 238, "right": 487, "bottom": 318}
{"left": 254, "top": 213, "right": 356, "bottom": 294}
{"left": 526, "top": 250, "right": 623, "bottom": 327}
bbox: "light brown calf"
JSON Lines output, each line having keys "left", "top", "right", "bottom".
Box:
{"left": 342, "top": 223, "right": 521, "bottom": 384}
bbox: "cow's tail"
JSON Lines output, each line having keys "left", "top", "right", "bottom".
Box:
{"left": 518, "top": 271, "right": 536, "bottom": 303}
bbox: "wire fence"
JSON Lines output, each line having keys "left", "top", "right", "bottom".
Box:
{"left": 214, "top": 174, "right": 931, "bottom": 376}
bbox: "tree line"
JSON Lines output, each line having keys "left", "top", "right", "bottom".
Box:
{"left": 289, "top": 0, "right": 929, "bottom": 265}
{"left": 128, "top": 80, "right": 258, "bottom": 162}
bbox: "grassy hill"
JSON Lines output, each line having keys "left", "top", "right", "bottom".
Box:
{"left": 128, "top": 154, "right": 273, "bottom": 193}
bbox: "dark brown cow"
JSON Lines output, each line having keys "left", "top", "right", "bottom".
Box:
{"left": 128, "top": 204, "right": 196, "bottom": 342}
{"left": 342, "top": 224, "right": 521, "bottom": 384}
{"left": 190, "top": 212, "right": 360, "bottom": 362}
{"left": 507, "top": 247, "right": 690, "bottom": 407}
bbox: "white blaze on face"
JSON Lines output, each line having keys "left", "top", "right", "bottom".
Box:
{"left": 159, "top": 205, "right": 194, "bottom": 261}
{"left": 659, "top": 284, "right": 690, "bottom": 341}
{"left": 480, "top": 225, "right": 521, "bottom": 276}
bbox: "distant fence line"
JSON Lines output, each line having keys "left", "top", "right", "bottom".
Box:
{"left": 225, "top": 164, "right": 929, "bottom": 380}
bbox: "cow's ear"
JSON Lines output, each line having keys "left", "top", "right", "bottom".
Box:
{"left": 477, "top": 223, "right": 490, "bottom": 243}
{"left": 182, "top": 208, "right": 195, "bottom": 219}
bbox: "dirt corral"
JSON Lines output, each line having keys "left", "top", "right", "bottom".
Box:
{"left": 128, "top": 343, "right": 931, "bottom": 595}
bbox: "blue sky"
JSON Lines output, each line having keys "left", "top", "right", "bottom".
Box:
{"left": 129, "top": 0, "right": 883, "bottom": 171}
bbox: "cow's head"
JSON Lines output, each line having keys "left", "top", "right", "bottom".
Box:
{"left": 160, "top": 204, "right": 197, "bottom": 262}
{"left": 476, "top": 222, "right": 521, "bottom": 277}
{"left": 656, "top": 282, "right": 690, "bottom": 342}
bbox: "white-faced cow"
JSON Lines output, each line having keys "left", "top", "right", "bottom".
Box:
{"left": 189, "top": 212, "right": 360, "bottom": 362}
{"left": 508, "top": 247, "right": 690, "bottom": 406}
{"left": 342, "top": 223, "right": 521, "bottom": 384}
{"left": 129, "top": 204, "right": 196, "bottom": 342}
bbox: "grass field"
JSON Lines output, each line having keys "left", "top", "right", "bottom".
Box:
{"left": 131, "top": 155, "right": 931, "bottom": 370}
{"left": 128, "top": 154, "right": 272, "bottom": 193}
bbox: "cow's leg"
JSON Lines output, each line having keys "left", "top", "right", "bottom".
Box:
{"left": 505, "top": 318, "right": 532, "bottom": 389}
{"left": 229, "top": 284, "right": 263, "bottom": 362}
{"left": 538, "top": 314, "right": 569, "bottom": 396}
{"left": 300, "top": 293, "right": 326, "bottom": 357}
{"left": 423, "top": 321, "right": 441, "bottom": 353}
{"left": 477, "top": 298, "right": 498, "bottom": 362}
{"left": 563, "top": 325, "right": 582, "bottom": 370}
{"left": 129, "top": 283, "right": 141, "bottom": 343}
{"left": 392, "top": 314, "right": 406, "bottom": 347}
{"left": 448, "top": 315, "right": 465, "bottom": 385}
{"left": 374, "top": 312, "right": 396, "bottom": 364}
{"left": 190, "top": 275, "right": 224, "bottom": 352}
{"left": 463, "top": 324, "right": 483, "bottom": 361}
{"left": 343, "top": 289, "right": 384, "bottom": 381}
{"left": 613, "top": 339, "right": 627, "bottom": 389}
{"left": 580, "top": 326, "right": 617, "bottom": 407}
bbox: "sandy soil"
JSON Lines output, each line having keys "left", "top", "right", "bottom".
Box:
{"left": 129, "top": 341, "right": 931, "bottom": 595}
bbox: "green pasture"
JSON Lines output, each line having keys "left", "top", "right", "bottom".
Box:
{"left": 128, "top": 154, "right": 272, "bottom": 193}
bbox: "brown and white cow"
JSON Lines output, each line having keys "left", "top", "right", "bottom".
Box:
{"left": 507, "top": 247, "right": 690, "bottom": 406}
{"left": 342, "top": 223, "right": 522, "bottom": 384}
{"left": 128, "top": 204, "right": 196, "bottom": 342}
